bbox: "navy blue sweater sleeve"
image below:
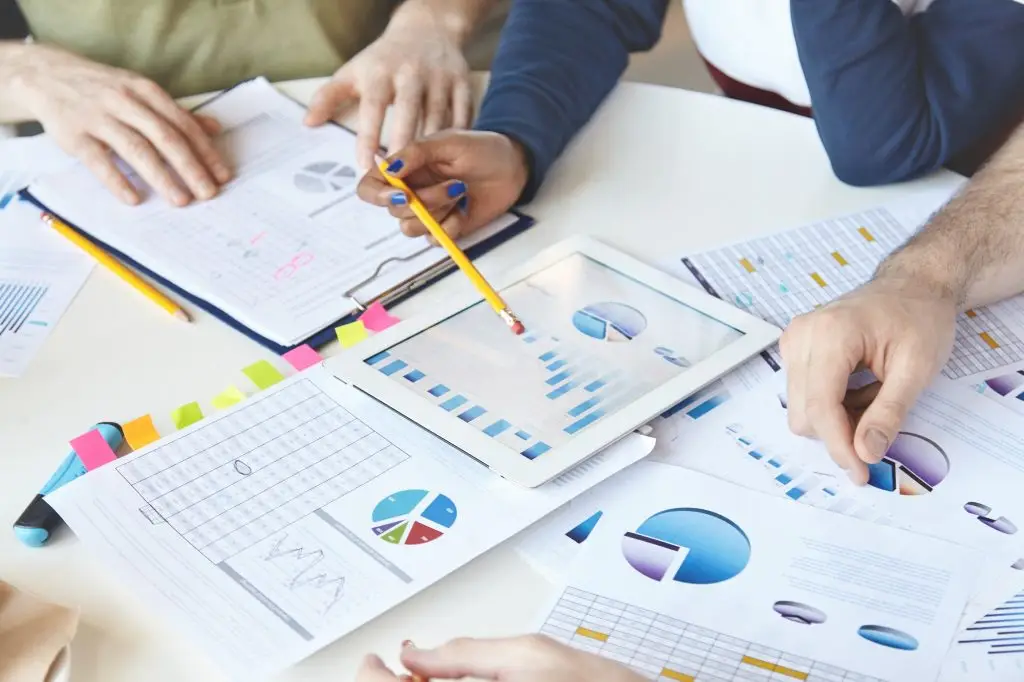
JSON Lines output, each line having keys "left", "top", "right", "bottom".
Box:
{"left": 473, "top": 0, "right": 669, "bottom": 203}
{"left": 792, "top": 0, "right": 1024, "bottom": 186}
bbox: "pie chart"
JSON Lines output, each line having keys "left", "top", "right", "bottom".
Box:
{"left": 572, "top": 302, "right": 647, "bottom": 342}
{"left": 858, "top": 625, "right": 918, "bottom": 651}
{"left": 866, "top": 432, "right": 949, "bottom": 496}
{"left": 371, "top": 489, "right": 457, "bottom": 546}
{"left": 622, "top": 508, "right": 751, "bottom": 584}
{"left": 294, "top": 161, "right": 357, "bottom": 193}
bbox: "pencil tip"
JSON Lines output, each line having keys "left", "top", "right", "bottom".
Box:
{"left": 174, "top": 309, "right": 192, "bottom": 323}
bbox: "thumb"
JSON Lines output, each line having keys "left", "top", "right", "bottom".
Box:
{"left": 304, "top": 77, "right": 357, "bottom": 126}
{"left": 853, "top": 368, "right": 927, "bottom": 464}
{"left": 401, "top": 638, "right": 525, "bottom": 680}
{"left": 382, "top": 135, "right": 461, "bottom": 179}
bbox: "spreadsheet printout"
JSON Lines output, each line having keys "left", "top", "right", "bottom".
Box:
{"left": 537, "top": 463, "right": 978, "bottom": 682}
{"left": 47, "top": 367, "right": 653, "bottom": 676}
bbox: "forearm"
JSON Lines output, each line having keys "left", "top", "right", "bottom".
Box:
{"left": 0, "top": 41, "right": 36, "bottom": 121}
{"left": 876, "top": 122, "right": 1024, "bottom": 309}
{"left": 387, "top": 0, "right": 498, "bottom": 45}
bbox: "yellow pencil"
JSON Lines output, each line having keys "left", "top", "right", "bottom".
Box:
{"left": 42, "top": 212, "right": 191, "bottom": 322}
{"left": 376, "top": 159, "right": 524, "bottom": 335}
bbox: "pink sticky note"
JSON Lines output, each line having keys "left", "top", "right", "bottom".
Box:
{"left": 283, "top": 344, "right": 323, "bottom": 371}
{"left": 359, "top": 301, "right": 401, "bottom": 332}
{"left": 70, "top": 429, "right": 118, "bottom": 471}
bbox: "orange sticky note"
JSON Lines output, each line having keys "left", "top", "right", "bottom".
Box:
{"left": 359, "top": 301, "right": 401, "bottom": 332}
{"left": 123, "top": 415, "right": 160, "bottom": 450}
{"left": 70, "top": 429, "right": 117, "bottom": 471}
{"left": 336, "top": 320, "right": 369, "bottom": 348}
{"left": 242, "top": 359, "right": 286, "bottom": 390}
{"left": 283, "top": 344, "right": 323, "bottom": 371}
{"left": 171, "top": 402, "right": 204, "bottom": 430}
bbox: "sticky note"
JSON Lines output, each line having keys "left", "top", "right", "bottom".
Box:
{"left": 283, "top": 344, "right": 323, "bottom": 371}
{"left": 359, "top": 301, "right": 401, "bottom": 332}
{"left": 243, "top": 359, "right": 285, "bottom": 390}
{"left": 211, "top": 386, "right": 247, "bottom": 410}
{"left": 336, "top": 320, "right": 369, "bottom": 348}
{"left": 123, "top": 415, "right": 160, "bottom": 450}
{"left": 70, "top": 429, "right": 118, "bottom": 471}
{"left": 171, "top": 402, "right": 204, "bottom": 430}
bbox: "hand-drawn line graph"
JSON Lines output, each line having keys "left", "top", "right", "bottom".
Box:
{"left": 264, "top": 532, "right": 347, "bottom": 615}
{"left": 117, "top": 379, "right": 409, "bottom": 564}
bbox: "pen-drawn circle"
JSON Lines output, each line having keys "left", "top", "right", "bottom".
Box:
{"left": 572, "top": 302, "right": 647, "bottom": 342}
{"left": 234, "top": 460, "right": 252, "bottom": 476}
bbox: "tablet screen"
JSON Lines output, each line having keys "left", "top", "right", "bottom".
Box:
{"left": 365, "top": 253, "right": 743, "bottom": 460}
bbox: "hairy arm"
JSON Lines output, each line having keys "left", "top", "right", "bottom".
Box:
{"left": 876, "top": 121, "right": 1024, "bottom": 308}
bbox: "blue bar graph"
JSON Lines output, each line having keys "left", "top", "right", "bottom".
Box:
{"left": 378, "top": 359, "right": 408, "bottom": 376}
{"left": 564, "top": 409, "right": 605, "bottom": 435}
{"left": 366, "top": 351, "right": 390, "bottom": 365}
{"left": 568, "top": 397, "right": 601, "bottom": 417}
{"left": 515, "top": 430, "right": 531, "bottom": 440}
{"left": 403, "top": 369, "right": 425, "bottom": 382}
{"left": 483, "top": 420, "right": 511, "bottom": 437}
{"left": 546, "top": 381, "right": 579, "bottom": 400}
{"left": 539, "top": 351, "right": 557, "bottom": 362}
{"left": 824, "top": 488, "right": 837, "bottom": 496}
{"left": 767, "top": 459, "right": 782, "bottom": 468}
{"left": 775, "top": 473, "right": 793, "bottom": 485}
{"left": 748, "top": 450, "right": 764, "bottom": 460}
{"left": 547, "top": 359, "right": 567, "bottom": 372}
{"left": 458, "top": 406, "right": 486, "bottom": 422}
{"left": 522, "top": 334, "right": 537, "bottom": 344}
{"left": 688, "top": 395, "right": 727, "bottom": 419}
{"left": 547, "top": 370, "right": 572, "bottom": 386}
{"left": 661, "top": 392, "right": 700, "bottom": 418}
{"left": 584, "top": 378, "right": 607, "bottom": 392}
{"left": 440, "top": 395, "right": 468, "bottom": 411}
{"left": 0, "top": 282, "right": 48, "bottom": 336}
{"left": 521, "top": 442, "right": 552, "bottom": 459}
{"left": 428, "top": 384, "right": 450, "bottom": 397}
{"left": 786, "top": 487, "right": 806, "bottom": 500}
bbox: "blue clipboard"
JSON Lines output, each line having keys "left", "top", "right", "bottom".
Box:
{"left": 22, "top": 79, "right": 536, "bottom": 355}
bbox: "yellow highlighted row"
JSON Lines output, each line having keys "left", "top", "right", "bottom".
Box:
{"left": 659, "top": 668, "right": 695, "bottom": 682}
{"left": 574, "top": 627, "right": 608, "bottom": 642}
{"left": 980, "top": 331, "right": 1001, "bottom": 350}
{"left": 739, "top": 257, "right": 756, "bottom": 273}
{"left": 810, "top": 272, "right": 827, "bottom": 288}
{"left": 966, "top": 309, "right": 977, "bottom": 318}
{"left": 741, "top": 656, "right": 809, "bottom": 681}
{"left": 858, "top": 226, "right": 875, "bottom": 242}
{"left": 831, "top": 251, "right": 848, "bottom": 266}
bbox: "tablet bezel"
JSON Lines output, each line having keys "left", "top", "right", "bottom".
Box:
{"left": 330, "top": 236, "right": 781, "bottom": 487}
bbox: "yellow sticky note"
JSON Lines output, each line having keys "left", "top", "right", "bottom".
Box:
{"left": 171, "top": 402, "right": 204, "bottom": 430}
{"left": 123, "top": 415, "right": 160, "bottom": 450}
{"left": 211, "top": 385, "right": 247, "bottom": 410}
{"left": 336, "top": 320, "right": 369, "bottom": 348}
{"left": 243, "top": 359, "right": 285, "bottom": 390}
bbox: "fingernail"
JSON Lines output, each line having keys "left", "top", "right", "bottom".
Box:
{"left": 402, "top": 640, "right": 416, "bottom": 649}
{"left": 447, "top": 181, "right": 466, "bottom": 198}
{"left": 386, "top": 158, "right": 404, "bottom": 174}
{"left": 173, "top": 191, "right": 190, "bottom": 206}
{"left": 121, "top": 189, "right": 138, "bottom": 204}
{"left": 457, "top": 195, "right": 469, "bottom": 213}
{"left": 864, "top": 428, "right": 889, "bottom": 462}
{"left": 214, "top": 165, "right": 231, "bottom": 183}
{"left": 390, "top": 192, "right": 407, "bottom": 206}
{"left": 198, "top": 181, "right": 216, "bottom": 199}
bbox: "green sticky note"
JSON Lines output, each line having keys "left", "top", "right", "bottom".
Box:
{"left": 243, "top": 359, "right": 285, "bottom": 390}
{"left": 211, "top": 385, "right": 247, "bottom": 410}
{"left": 171, "top": 401, "right": 204, "bottom": 430}
{"left": 336, "top": 320, "right": 369, "bottom": 348}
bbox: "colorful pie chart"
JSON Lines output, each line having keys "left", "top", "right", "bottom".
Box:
{"left": 371, "top": 489, "right": 457, "bottom": 546}
{"left": 866, "top": 432, "right": 949, "bottom": 496}
{"left": 622, "top": 508, "right": 751, "bottom": 585}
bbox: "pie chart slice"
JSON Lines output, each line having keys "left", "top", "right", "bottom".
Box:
{"left": 371, "top": 490, "right": 457, "bottom": 546}
{"left": 622, "top": 508, "right": 751, "bottom": 585}
{"left": 572, "top": 302, "right": 647, "bottom": 342}
{"left": 372, "top": 489, "right": 429, "bottom": 522}
{"left": 858, "top": 625, "right": 918, "bottom": 651}
{"left": 867, "top": 432, "right": 949, "bottom": 496}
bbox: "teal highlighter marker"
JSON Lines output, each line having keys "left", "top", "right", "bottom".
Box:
{"left": 13, "top": 422, "right": 124, "bottom": 547}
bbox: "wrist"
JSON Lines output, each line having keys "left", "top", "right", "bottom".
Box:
{"left": 0, "top": 41, "right": 33, "bottom": 94}
{"left": 873, "top": 254, "right": 965, "bottom": 308}
{"left": 387, "top": 0, "right": 478, "bottom": 45}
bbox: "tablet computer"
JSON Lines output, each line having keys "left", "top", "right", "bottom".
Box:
{"left": 331, "top": 237, "right": 781, "bottom": 486}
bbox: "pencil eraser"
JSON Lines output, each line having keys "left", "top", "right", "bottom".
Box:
{"left": 511, "top": 321, "right": 525, "bottom": 336}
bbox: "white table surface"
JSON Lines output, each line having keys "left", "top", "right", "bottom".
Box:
{"left": 0, "top": 77, "right": 964, "bottom": 681}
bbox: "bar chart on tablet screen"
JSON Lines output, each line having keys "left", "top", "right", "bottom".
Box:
{"left": 679, "top": 208, "right": 1024, "bottom": 380}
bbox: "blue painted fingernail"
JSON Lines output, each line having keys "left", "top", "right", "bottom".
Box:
{"left": 457, "top": 195, "right": 469, "bottom": 213}
{"left": 390, "top": 192, "right": 407, "bottom": 205}
{"left": 447, "top": 181, "right": 466, "bottom": 198}
{"left": 386, "top": 159, "right": 404, "bottom": 174}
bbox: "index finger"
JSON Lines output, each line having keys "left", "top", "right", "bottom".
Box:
{"left": 804, "top": 345, "right": 867, "bottom": 484}
{"left": 357, "top": 90, "right": 391, "bottom": 171}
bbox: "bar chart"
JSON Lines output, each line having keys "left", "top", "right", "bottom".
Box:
{"left": 0, "top": 280, "right": 49, "bottom": 336}
{"left": 540, "top": 587, "right": 883, "bottom": 681}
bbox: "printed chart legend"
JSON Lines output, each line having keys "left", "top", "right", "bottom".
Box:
{"left": 680, "top": 208, "right": 1024, "bottom": 379}
{"left": 540, "top": 587, "right": 883, "bottom": 681}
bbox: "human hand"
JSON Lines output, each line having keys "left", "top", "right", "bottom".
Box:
{"left": 357, "top": 130, "right": 528, "bottom": 241}
{"left": 304, "top": 10, "right": 473, "bottom": 170}
{"left": 398, "top": 635, "right": 646, "bottom": 682}
{"left": 3, "top": 44, "right": 231, "bottom": 206}
{"left": 780, "top": 277, "right": 957, "bottom": 483}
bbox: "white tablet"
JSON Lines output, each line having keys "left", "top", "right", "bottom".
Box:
{"left": 332, "top": 237, "right": 780, "bottom": 487}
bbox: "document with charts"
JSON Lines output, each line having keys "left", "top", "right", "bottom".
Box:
{"left": 27, "top": 78, "right": 523, "bottom": 348}
{"left": 536, "top": 463, "right": 978, "bottom": 682}
{"left": 45, "top": 366, "right": 653, "bottom": 677}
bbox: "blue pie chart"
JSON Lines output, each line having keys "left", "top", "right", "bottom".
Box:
{"left": 858, "top": 625, "right": 918, "bottom": 651}
{"left": 572, "top": 302, "right": 647, "bottom": 342}
{"left": 622, "top": 508, "right": 751, "bottom": 584}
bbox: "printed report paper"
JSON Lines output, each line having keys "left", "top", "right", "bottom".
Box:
{"left": 46, "top": 366, "right": 653, "bottom": 677}
{"left": 537, "top": 462, "right": 978, "bottom": 682}
{"left": 29, "top": 78, "right": 520, "bottom": 346}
